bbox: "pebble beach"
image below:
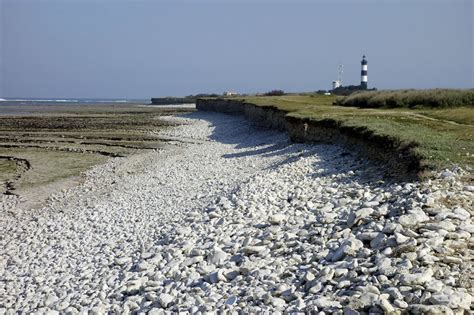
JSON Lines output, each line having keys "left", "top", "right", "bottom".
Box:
{"left": 1, "top": 111, "right": 472, "bottom": 313}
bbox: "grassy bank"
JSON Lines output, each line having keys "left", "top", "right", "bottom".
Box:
{"left": 0, "top": 159, "right": 17, "bottom": 185}
{"left": 229, "top": 93, "right": 473, "bottom": 175}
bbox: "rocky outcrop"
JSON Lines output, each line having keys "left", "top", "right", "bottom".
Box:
{"left": 196, "top": 98, "right": 425, "bottom": 180}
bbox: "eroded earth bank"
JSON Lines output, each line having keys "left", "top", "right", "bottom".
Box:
{"left": 1, "top": 112, "right": 472, "bottom": 313}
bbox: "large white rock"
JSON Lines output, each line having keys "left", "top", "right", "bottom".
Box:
{"left": 408, "top": 305, "right": 454, "bottom": 315}
{"left": 207, "top": 248, "right": 228, "bottom": 266}
{"left": 159, "top": 293, "right": 174, "bottom": 309}
{"left": 330, "top": 238, "right": 364, "bottom": 262}
{"left": 313, "top": 296, "right": 342, "bottom": 309}
{"left": 269, "top": 214, "right": 286, "bottom": 225}
{"left": 430, "top": 292, "right": 472, "bottom": 309}
{"left": 398, "top": 209, "right": 429, "bottom": 227}
{"left": 399, "top": 268, "right": 433, "bottom": 285}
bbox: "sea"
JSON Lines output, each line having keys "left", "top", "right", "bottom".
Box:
{"left": 0, "top": 98, "right": 153, "bottom": 116}
{"left": 0, "top": 98, "right": 149, "bottom": 105}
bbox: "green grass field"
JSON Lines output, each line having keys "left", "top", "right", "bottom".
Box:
{"left": 0, "top": 159, "right": 17, "bottom": 184}
{"left": 231, "top": 93, "right": 473, "bottom": 173}
{"left": 1, "top": 148, "right": 107, "bottom": 190}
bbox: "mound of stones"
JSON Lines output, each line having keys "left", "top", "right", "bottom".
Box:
{"left": 107, "top": 163, "right": 472, "bottom": 314}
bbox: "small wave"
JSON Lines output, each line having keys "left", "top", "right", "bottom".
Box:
{"left": 51, "top": 99, "right": 79, "bottom": 102}
{"left": 0, "top": 98, "right": 143, "bottom": 103}
{"left": 0, "top": 99, "right": 80, "bottom": 102}
{"left": 37, "top": 99, "right": 79, "bottom": 102}
{"left": 76, "top": 99, "right": 134, "bottom": 103}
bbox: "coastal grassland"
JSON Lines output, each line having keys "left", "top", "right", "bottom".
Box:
{"left": 0, "top": 103, "right": 193, "bottom": 202}
{"left": 232, "top": 93, "right": 474, "bottom": 173}
{"left": 337, "top": 89, "right": 474, "bottom": 109}
{"left": 0, "top": 159, "right": 17, "bottom": 184}
{"left": 0, "top": 148, "right": 107, "bottom": 190}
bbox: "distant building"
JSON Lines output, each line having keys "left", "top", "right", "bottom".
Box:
{"left": 330, "top": 55, "right": 374, "bottom": 95}
{"left": 361, "top": 55, "right": 368, "bottom": 89}
{"left": 223, "top": 91, "right": 238, "bottom": 97}
{"left": 332, "top": 64, "right": 343, "bottom": 90}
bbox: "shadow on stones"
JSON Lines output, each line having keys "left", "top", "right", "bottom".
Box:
{"left": 181, "top": 111, "right": 400, "bottom": 187}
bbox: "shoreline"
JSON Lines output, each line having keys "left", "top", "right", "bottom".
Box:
{"left": 0, "top": 103, "right": 194, "bottom": 209}
{"left": 1, "top": 112, "right": 472, "bottom": 313}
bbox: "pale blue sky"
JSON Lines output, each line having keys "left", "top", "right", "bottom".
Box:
{"left": 1, "top": 0, "right": 472, "bottom": 98}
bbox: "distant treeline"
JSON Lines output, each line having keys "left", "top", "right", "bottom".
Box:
{"left": 263, "top": 90, "right": 285, "bottom": 96}
{"left": 151, "top": 94, "right": 219, "bottom": 105}
{"left": 337, "top": 89, "right": 474, "bottom": 108}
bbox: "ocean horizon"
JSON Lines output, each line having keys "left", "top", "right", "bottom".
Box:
{"left": 0, "top": 97, "right": 150, "bottom": 104}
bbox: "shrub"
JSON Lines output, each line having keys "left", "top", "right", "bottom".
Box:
{"left": 264, "top": 90, "right": 285, "bottom": 96}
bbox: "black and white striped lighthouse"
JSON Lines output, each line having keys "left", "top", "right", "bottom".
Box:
{"left": 361, "top": 55, "right": 368, "bottom": 89}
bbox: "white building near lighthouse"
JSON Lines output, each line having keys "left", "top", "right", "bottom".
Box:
{"left": 332, "top": 64, "right": 343, "bottom": 90}
{"left": 329, "top": 56, "right": 372, "bottom": 92}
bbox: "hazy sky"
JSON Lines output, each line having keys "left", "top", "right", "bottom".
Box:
{"left": 1, "top": 0, "right": 472, "bottom": 99}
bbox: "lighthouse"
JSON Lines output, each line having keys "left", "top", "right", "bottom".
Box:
{"left": 361, "top": 55, "right": 368, "bottom": 89}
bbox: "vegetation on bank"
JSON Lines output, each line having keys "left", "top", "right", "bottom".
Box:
{"left": 151, "top": 94, "right": 219, "bottom": 105}
{"left": 228, "top": 91, "right": 473, "bottom": 174}
{"left": 0, "top": 158, "right": 17, "bottom": 185}
{"left": 263, "top": 90, "right": 285, "bottom": 96}
{"left": 151, "top": 97, "right": 196, "bottom": 105}
{"left": 337, "top": 89, "right": 474, "bottom": 109}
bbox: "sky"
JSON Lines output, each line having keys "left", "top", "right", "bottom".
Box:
{"left": 0, "top": 0, "right": 473, "bottom": 99}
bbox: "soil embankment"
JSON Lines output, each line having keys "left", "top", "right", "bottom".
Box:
{"left": 196, "top": 98, "right": 424, "bottom": 180}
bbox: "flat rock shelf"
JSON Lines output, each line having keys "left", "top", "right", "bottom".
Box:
{"left": 1, "top": 112, "right": 472, "bottom": 313}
